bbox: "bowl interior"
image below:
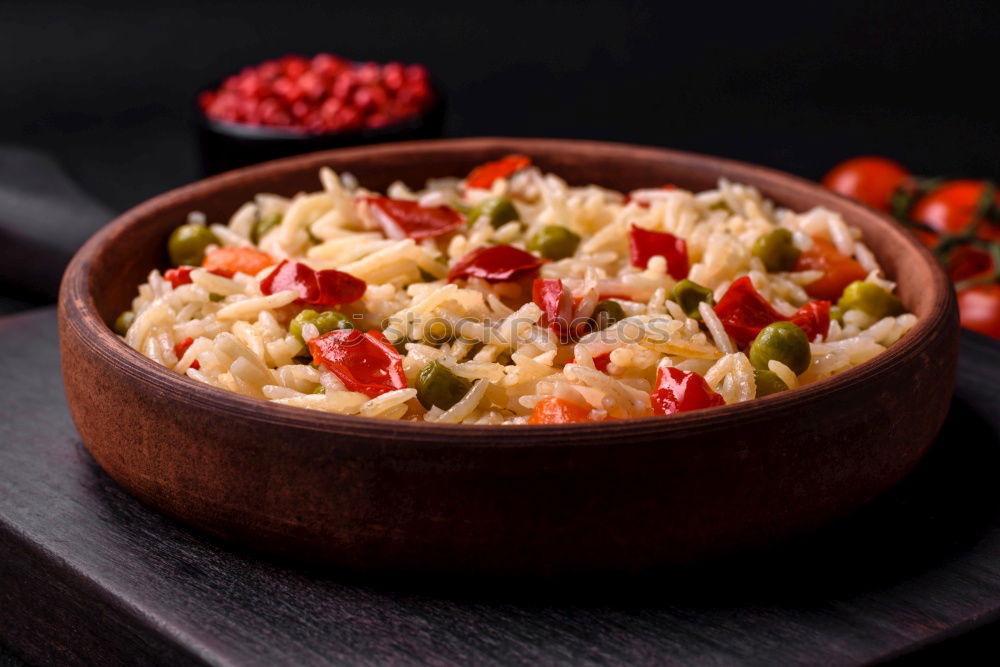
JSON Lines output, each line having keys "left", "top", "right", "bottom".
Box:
{"left": 90, "top": 138, "right": 944, "bottom": 335}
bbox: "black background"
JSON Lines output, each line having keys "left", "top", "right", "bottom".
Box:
{"left": 1, "top": 0, "right": 997, "bottom": 213}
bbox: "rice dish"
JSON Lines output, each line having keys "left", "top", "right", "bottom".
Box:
{"left": 116, "top": 155, "right": 916, "bottom": 424}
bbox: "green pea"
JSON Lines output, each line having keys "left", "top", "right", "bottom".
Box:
{"left": 168, "top": 223, "right": 218, "bottom": 267}
{"left": 209, "top": 292, "right": 224, "bottom": 302}
{"left": 592, "top": 300, "right": 626, "bottom": 330}
{"left": 751, "top": 228, "right": 801, "bottom": 272}
{"left": 749, "top": 321, "right": 811, "bottom": 375}
{"left": 527, "top": 225, "right": 581, "bottom": 260}
{"left": 416, "top": 360, "right": 472, "bottom": 410}
{"left": 669, "top": 279, "right": 715, "bottom": 319}
{"left": 113, "top": 310, "right": 135, "bottom": 336}
{"left": 423, "top": 319, "right": 454, "bottom": 346}
{"left": 251, "top": 213, "right": 282, "bottom": 244}
{"left": 837, "top": 281, "right": 905, "bottom": 319}
{"left": 829, "top": 305, "right": 844, "bottom": 324}
{"left": 467, "top": 197, "right": 519, "bottom": 229}
{"left": 289, "top": 309, "right": 354, "bottom": 345}
{"left": 754, "top": 369, "right": 789, "bottom": 397}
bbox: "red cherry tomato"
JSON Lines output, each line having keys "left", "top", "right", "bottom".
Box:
{"left": 447, "top": 245, "right": 545, "bottom": 283}
{"left": 795, "top": 237, "right": 868, "bottom": 301}
{"left": 465, "top": 155, "right": 532, "bottom": 189}
{"left": 261, "top": 260, "right": 366, "bottom": 305}
{"left": 202, "top": 247, "right": 274, "bottom": 278}
{"left": 363, "top": 197, "right": 464, "bottom": 240}
{"left": 308, "top": 329, "right": 407, "bottom": 398}
{"left": 527, "top": 396, "right": 594, "bottom": 424}
{"left": 947, "top": 245, "right": 994, "bottom": 282}
{"left": 822, "top": 156, "right": 910, "bottom": 212}
{"left": 911, "top": 180, "right": 1000, "bottom": 243}
{"left": 651, "top": 366, "right": 725, "bottom": 416}
{"left": 714, "top": 276, "right": 830, "bottom": 346}
{"left": 628, "top": 224, "right": 689, "bottom": 279}
{"left": 957, "top": 284, "right": 1000, "bottom": 339}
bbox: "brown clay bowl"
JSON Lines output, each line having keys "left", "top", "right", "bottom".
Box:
{"left": 58, "top": 138, "right": 959, "bottom": 575}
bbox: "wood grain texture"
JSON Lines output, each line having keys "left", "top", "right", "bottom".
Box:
{"left": 58, "top": 138, "right": 958, "bottom": 573}
{"left": 2, "top": 308, "right": 1000, "bottom": 664}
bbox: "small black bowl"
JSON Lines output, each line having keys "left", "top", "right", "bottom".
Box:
{"left": 195, "top": 83, "right": 446, "bottom": 175}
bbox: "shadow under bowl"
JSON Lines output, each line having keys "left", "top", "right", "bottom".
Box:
{"left": 58, "top": 138, "right": 959, "bottom": 575}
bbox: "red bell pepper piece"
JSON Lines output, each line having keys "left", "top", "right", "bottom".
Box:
{"left": 795, "top": 237, "right": 868, "bottom": 301}
{"left": 465, "top": 154, "right": 531, "bottom": 189}
{"left": 591, "top": 352, "right": 612, "bottom": 372}
{"left": 570, "top": 352, "right": 612, "bottom": 371}
{"left": 628, "top": 224, "right": 689, "bottom": 279}
{"left": 363, "top": 197, "right": 464, "bottom": 240}
{"left": 532, "top": 278, "right": 575, "bottom": 340}
{"left": 789, "top": 300, "right": 831, "bottom": 342}
{"left": 173, "top": 337, "right": 200, "bottom": 370}
{"left": 651, "top": 366, "right": 725, "bottom": 416}
{"left": 164, "top": 267, "right": 194, "bottom": 288}
{"left": 714, "top": 276, "right": 830, "bottom": 346}
{"left": 447, "top": 245, "right": 545, "bottom": 283}
{"left": 713, "top": 276, "right": 785, "bottom": 346}
{"left": 528, "top": 396, "right": 594, "bottom": 424}
{"left": 261, "top": 260, "right": 366, "bottom": 305}
{"left": 308, "top": 329, "right": 407, "bottom": 398}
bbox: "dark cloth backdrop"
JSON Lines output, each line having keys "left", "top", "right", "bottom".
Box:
{"left": 1, "top": 0, "right": 996, "bottom": 213}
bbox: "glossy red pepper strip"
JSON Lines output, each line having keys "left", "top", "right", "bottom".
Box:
{"left": 714, "top": 276, "right": 830, "bottom": 346}
{"left": 651, "top": 366, "right": 725, "bottom": 416}
{"left": 447, "top": 245, "right": 545, "bottom": 283}
{"left": 363, "top": 196, "right": 464, "bottom": 240}
{"left": 465, "top": 154, "right": 532, "bottom": 189}
{"left": 308, "top": 329, "right": 407, "bottom": 398}
{"left": 789, "top": 301, "right": 831, "bottom": 343}
{"left": 532, "top": 278, "right": 575, "bottom": 340}
{"left": 164, "top": 267, "right": 195, "bottom": 288}
{"left": 628, "top": 224, "right": 689, "bottom": 280}
{"left": 261, "top": 260, "right": 366, "bottom": 305}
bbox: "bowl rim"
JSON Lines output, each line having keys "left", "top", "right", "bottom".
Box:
{"left": 59, "top": 137, "right": 957, "bottom": 445}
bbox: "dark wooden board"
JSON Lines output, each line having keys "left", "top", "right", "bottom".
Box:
{"left": 0, "top": 146, "right": 113, "bottom": 300}
{"left": 2, "top": 307, "right": 1000, "bottom": 665}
